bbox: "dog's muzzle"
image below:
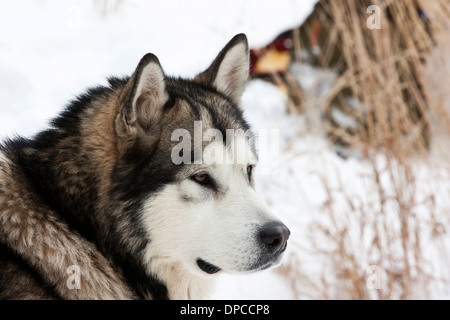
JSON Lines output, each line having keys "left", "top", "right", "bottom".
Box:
{"left": 196, "top": 222, "right": 290, "bottom": 275}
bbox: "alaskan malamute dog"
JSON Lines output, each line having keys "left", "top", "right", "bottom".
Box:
{"left": 0, "top": 34, "right": 290, "bottom": 299}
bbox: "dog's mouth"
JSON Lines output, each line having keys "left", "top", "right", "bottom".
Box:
{"left": 196, "top": 258, "right": 221, "bottom": 274}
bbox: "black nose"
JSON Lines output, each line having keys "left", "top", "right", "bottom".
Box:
{"left": 259, "top": 222, "right": 290, "bottom": 254}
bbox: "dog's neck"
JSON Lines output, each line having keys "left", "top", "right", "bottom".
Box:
{"left": 9, "top": 83, "right": 155, "bottom": 298}
{"left": 13, "top": 90, "right": 120, "bottom": 242}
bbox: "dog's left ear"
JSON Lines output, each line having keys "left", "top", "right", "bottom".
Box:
{"left": 195, "top": 33, "right": 249, "bottom": 107}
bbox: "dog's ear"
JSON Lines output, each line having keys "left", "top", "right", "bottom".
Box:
{"left": 116, "top": 53, "right": 169, "bottom": 152}
{"left": 195, "top": 33, "right": 249, "bottom": 107}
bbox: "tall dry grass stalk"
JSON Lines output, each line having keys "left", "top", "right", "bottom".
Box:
{"left": 277, "top": 0, "right": 450, "bottom": 299}
{"left": 288, "top": 0, "right": 450, "bottom": 158}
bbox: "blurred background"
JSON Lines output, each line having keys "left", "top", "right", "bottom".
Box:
{"left": 1, "top": 0, "right": 449, "bottom": 299}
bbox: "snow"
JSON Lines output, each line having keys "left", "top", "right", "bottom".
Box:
{"left": 1, "top": 0, "right": 449, "bottom": 300}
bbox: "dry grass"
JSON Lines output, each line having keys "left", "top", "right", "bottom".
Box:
{"left": 276, "top": 0, "right": 450, "bottom": 299}
{"left": 290, "top": 0, "right": 450, "bottom": 158}
{"left": 307, "top": 156, "right": 448, "bottom": 299}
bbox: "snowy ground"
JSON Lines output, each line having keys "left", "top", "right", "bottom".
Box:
{"left": 1, "top": 1, "right": 449, "bottom": 300}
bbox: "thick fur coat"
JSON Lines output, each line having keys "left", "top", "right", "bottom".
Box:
{"left": 0, "top": 34, "right": 289, "bottom": 299}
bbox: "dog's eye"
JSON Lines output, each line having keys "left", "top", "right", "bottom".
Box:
{"left": 192, "top": 172, "right": 217, "bottom": 190}
{"left": 193, "top": 173, "right": 208, "bottom": 184}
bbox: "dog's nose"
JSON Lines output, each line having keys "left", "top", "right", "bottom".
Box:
{"left": 259, "top": 222, "right": 290, "bottom": 254}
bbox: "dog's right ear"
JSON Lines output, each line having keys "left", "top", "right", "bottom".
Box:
{"left": 116, "top": 53, "right": 169, "bottom": 152}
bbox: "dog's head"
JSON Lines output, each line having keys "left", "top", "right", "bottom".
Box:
{"left": 114, "top": 34, "right": 289, "bottom": 279}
